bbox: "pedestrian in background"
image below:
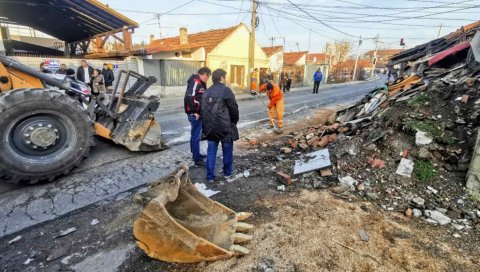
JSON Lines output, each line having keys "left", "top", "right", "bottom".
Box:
{"left": 313, "top": 68, "right": 323, "bottom": 94}
{"left": 39, "top": 62, "right": 51, "bottom": 73}
{"left": 202, "top": 68, "right": 239, "bottom": 183}
{"left": 285, "top": 74, "right": 292, "bottom": 92}
{"left": 76, "top": 60, "right": 94, "bottom": 88}
{"left": 259, "top": 82, "right": 284, "bottom": 129}
{"left": 91, "top": 69, "right": 106, "bottom": 95}
{"left": 102, "top": 63, "right": 115, "bottom": 93}
{"left": 184, "top": 67, "right": 211, "bottom": 166}
{"left": 56, "top": 64, "right": 67, "bottom": 75}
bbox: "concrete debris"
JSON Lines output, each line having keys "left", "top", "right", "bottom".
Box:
{"left": 413, "top": 209, "right": 422, "bottom": 217}
{"left": 277, "top": 185, "right": 286, "bottom": 191}
{"left": 293, "top": 149, "right": 331, "bottom": 175}
{"left": 339, "top": 176, "right": 358, "bottom": 187}
{"left": 425, "top": 210, "right": 452, "bottom": 225}
{"left": 415, "top": 131, "right": 433, "bottom": 146}
{"left": 396, "top": 158, "right": 414, "bottom": 177}
{"left": 366, "top": 192, "right": 379, "bottom": 200}
{"left": 280, "top": 147, "right": 292, "bottom": 154}
{"left": 7, "top": 235, "right": 22, "bottom": 244}
{"left": 453, "top": 233, "right": 461, "bottom": 238}
{"left": 244, "top": 169, "right": 251, "bottom": 178}
{"left": 411, "top": 197, "right": 425, "bottom": 207}
{"left": 254, "top": 258, "right": 276, "bottom": 272}
{"left": 426, "top": 186, "right": 438, "bottom": 195}
{"left": 23, "top": 258, "right": 34, "bottom": 265}
{"left": 358, "top": 228, "right": 369, "bottom": 242}
{"left": 451, "top": 223, "right": 465, "bottom": 231}
{"left": 90, "top": 219, "right": 100, "bottom": 226}
{"left": 54, "top": 227, "right": 77, "bottom": 238}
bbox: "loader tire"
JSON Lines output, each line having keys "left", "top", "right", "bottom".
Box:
{"left": 0, "top": 89, "right": 94, "bottom": 184}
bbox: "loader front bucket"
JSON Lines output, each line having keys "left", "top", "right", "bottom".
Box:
{"left": 133, "top": 165, "right": 253, "bottom": 263}
{"left": 108, "top": 95, "right": 164, "bottom": 151}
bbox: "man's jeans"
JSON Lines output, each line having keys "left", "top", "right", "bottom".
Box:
{"left": 206, "top": 140, "right": 234, "bottom": 180}
{"left": 188, "top": 114, "right": 202, "bottom": 161}
{"left": 313, "top": 80, "right": 320, "bottom": 93}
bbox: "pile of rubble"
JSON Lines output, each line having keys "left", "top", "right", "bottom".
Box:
{"left": 271, "top": 22, "right": 480, "bottom": 236}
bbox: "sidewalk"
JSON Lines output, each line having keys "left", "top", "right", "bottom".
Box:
{"left": 157, "top": 80, "right": 366, "bottom": 113}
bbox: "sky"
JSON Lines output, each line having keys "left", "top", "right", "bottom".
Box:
{"left": 102, "top": 0, "right": 480, "bottom": 56}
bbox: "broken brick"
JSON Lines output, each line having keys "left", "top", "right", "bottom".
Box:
{"left": 461, "top": 94, "right": 469, "bottom": 104}
{"left": 248, "top": 139, "right": 257, "bottom": 145}
{"left": 307, "top": 136, "right": 319, "bottom": 146}
{"left": 370, "top": 158, "right": 386, "bottom": 169}
{"left": 401, "top": 150, "right": 408, "bottom": 158}
{"left": 299, "top": 143, "right": 309, "bottom": 150}
{"left": 406, "top": 208, "right": 413, "bottom": 218}
{"left": 317, "top": 136, "right": 329, "bottom": 148}
{"left": 276, "top": 171, "right": 292, "bottom": 186}
{"left": 331, "top": 123, "right": 340, "bottom": 130}
{"left": 280, "top": 147, "right": 292, "bottom": 154}
{"left": 290, "top": 141, "right": 298, "bottom": 149}
{"left": 327, "top": 133, "right": 338, "bottom": 143}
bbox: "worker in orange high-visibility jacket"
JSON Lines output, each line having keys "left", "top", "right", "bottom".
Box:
{"left": 259, "top": 82, "right": 284, "bottom": 128}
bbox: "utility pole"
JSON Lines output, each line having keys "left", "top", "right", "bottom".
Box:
{"left": 270, "top": 37, "right": 274, "bottom": 47}
{"left": 371, "top": 34, "right": 379, "bottom": 78}
{"left": 437, "top": 23, "right": 443, "bottom": 38}
{"left": 352, "top": 36, "right": 362, "bottom": 81}
{"left": 248, "top": 0, "right": 257, "bottom": 91}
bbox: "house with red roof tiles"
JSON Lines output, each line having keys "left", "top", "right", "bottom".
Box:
{"left": 141, "top": 23, "right": 269, "bottom": 96}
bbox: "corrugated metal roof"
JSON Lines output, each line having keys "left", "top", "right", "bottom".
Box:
{"left": 0, "top": 0, "right": 138, "bottom": 43}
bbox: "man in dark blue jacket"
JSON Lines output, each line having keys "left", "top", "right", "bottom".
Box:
{"left": 202, "top": 69, "right": 239, "bottom": 183}
{"left": 313, "top": 68, "right": 323, "bottom": 94}
{"left": 184, "top": 67, "right": 211, "bottom": 166}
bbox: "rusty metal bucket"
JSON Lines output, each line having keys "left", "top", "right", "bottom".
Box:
{"left": 133, "top": 165, "right": 253, "bottom": 263}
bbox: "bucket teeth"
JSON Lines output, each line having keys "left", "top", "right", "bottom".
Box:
{"left": 233, "top": 222, "right": 254, "bottom": 232}
{"left": 231, "top": 233, "right": 253, "bottom": 244}
{"left": 230, "top": 245, "right": 250, "bottom": 256}
{"left": 235, "top": 212, "right": 253, "bottom": 221}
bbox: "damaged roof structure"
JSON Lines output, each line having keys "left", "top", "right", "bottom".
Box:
{"left": 0, "top": 0, "right": 138, "bottom": 57}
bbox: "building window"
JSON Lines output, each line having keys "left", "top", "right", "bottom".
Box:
{"left": 230, "top": 65, "right": 245, "bottom": 86}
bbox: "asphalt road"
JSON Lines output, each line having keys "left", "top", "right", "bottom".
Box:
{"left": 0, "top": 77, "right": 385, "bottom": 238}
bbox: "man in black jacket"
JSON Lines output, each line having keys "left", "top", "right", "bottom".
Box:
{"left": 102, "top": 63, "right": 115, "bottom": 93}
{"left": 202, "top": 68, "right": 239, "bottom": 182}
{"left": 76, "top": 60, "right": 94, "bottom": 88}
{"left": 184, "top": 67, "right": 211, "bottom": 166}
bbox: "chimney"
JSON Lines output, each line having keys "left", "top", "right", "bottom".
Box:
{"left": 179, "top": 27, "right": 188, "bottom": 45}
{"left": 149, "top": 34, "right": 155, "bottom": 43}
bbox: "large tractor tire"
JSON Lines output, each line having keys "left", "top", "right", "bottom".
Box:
{"left": 0, "top": 89, "right": 94, "bottom": 184}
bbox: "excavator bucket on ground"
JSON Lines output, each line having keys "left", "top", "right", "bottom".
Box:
{"left": 133, "top": 165, "right": 254, "bottom": 263}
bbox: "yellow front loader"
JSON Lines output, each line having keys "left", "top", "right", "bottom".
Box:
{"left": 0, "top": 56, "right": 163, "bottom": 184}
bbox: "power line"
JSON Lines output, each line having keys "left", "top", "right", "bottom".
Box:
{"left": 286, "top": 0, "right": 356, "bottom": 37}
{"left": 139, "top": 0, "right": 196, "bottom": 24}
{"left": 236, "top": 0, "right": 245, "bottom": 24}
